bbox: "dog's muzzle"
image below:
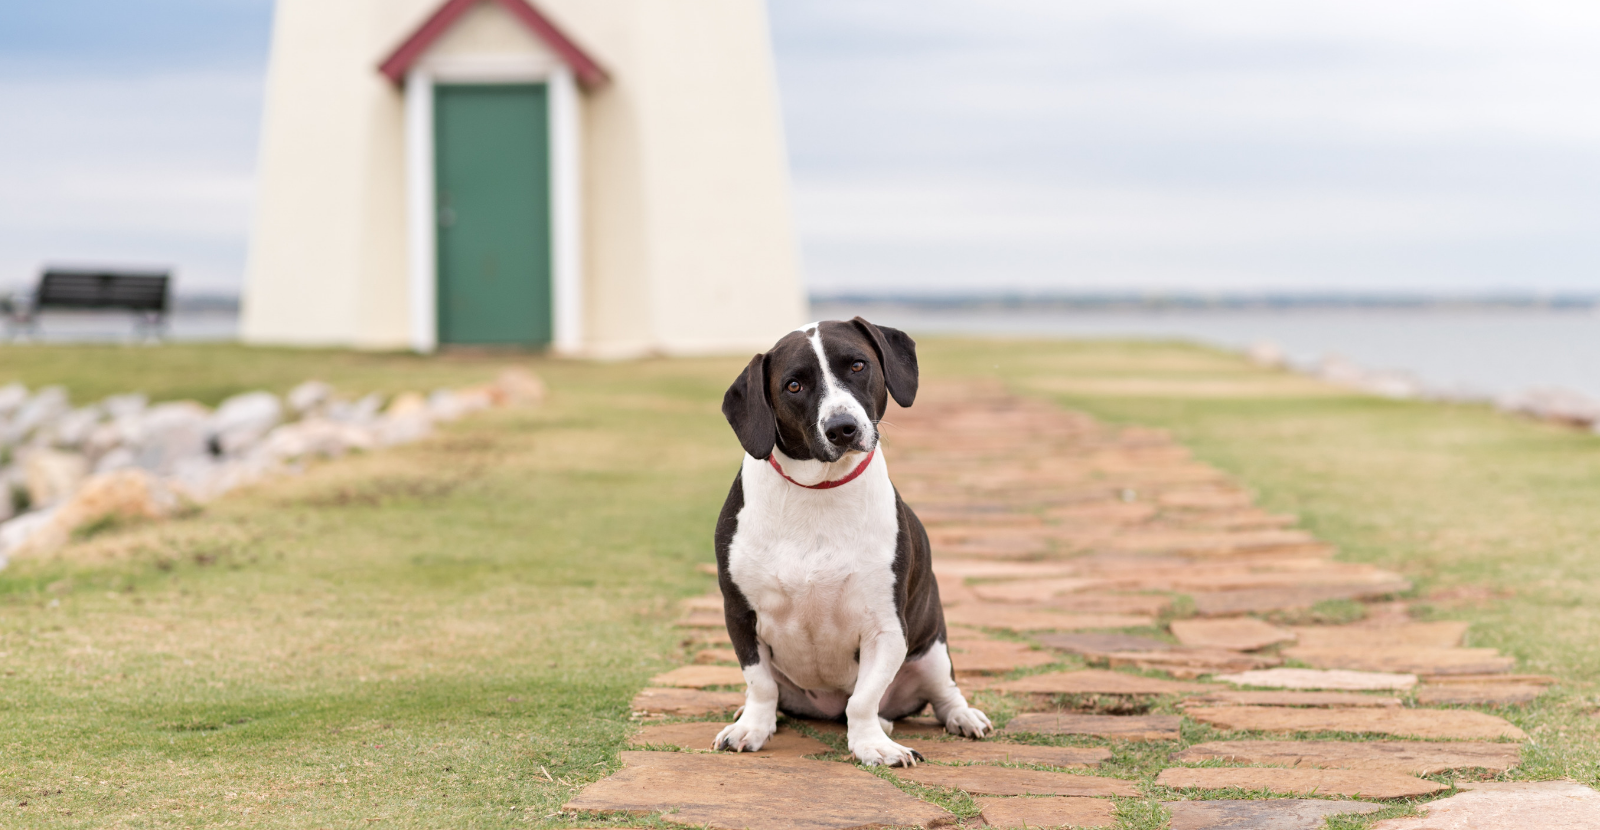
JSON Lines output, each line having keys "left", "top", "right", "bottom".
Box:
{"left": 821, "top": 413, "right": 875, "bottom": 456}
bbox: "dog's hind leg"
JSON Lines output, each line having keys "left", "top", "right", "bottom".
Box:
{"left": 904, "top": 640, "right": 991, "bottom": 738}
{"left": 714, "top": 642, "right": 779, "bottom": 752}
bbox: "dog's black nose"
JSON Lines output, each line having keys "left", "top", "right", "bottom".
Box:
{"left": 823, "top": 415, "right": 859, "bottom": 447}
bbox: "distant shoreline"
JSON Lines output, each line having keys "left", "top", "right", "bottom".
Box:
{"left": 811, "top": 292, "right": 1600, "bottom": 312}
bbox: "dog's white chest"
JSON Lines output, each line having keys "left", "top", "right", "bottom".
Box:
{"left": 726, "top": 454, "right": 902, "bottom": 692}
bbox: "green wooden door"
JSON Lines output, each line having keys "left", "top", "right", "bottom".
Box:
{"left": 434, "top": 84, "right": 552, "bottom": 346}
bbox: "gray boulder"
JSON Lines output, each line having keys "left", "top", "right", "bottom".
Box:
{"left": 101, "top": 393, "right": 148, "bottom": 420}
{"left": 5, "top": 386, "right": 69, "bottom": 444}
{"left": 209, "top": 391, "right": 283, "bottom": 456}
{"left": 0, "top": 383, "right": 27, "bottom": 416}
{"left": 24, "top": 449, "right": 89, "bottom": 506}
{"left": 287, "top": 380, "right": 333, "bottom": 415}
{"left": 133, "top": 402, "right": 212, "bottom": 474}
{"left": 48, "top": 406, "right": 105, "bottom": 449}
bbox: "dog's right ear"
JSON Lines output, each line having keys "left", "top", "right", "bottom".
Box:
{"left": 722, "top": 352, "right": 776, "bottom": 460}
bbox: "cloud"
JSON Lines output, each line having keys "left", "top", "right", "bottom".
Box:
{"left": 0, "top": 71, "right": 262, "bottom": 292}
{"left": 5, "top": 0, "right": 1600, "bottom": 295}
{"left": 772, "top": 0, "right": 1600, "bottom": 292}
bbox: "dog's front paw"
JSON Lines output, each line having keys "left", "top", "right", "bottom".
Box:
{"left": 713, "top": 720, "right": 775, "bottom": 753}
{"left": 944, "top": 706, "right": 992, "bottom": 739}
{"left": 851, "top": 736, "right": 925, "bottom": 768}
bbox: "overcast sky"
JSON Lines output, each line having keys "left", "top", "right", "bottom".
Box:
{"left": 3, "top": 0, "right": 1598, "bottom": 295}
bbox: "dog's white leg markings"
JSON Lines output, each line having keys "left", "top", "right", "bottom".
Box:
{"left": 714, "top": 643, "right": 780, "bottom": 752}
{"left": 847, "top": 628, "right": 920, "bottom": 767}
{"left": 914, "top": 641, "right": 992, "bottom": 738}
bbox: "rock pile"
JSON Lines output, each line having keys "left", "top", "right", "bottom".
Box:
{"left": 0, "top": 369, "right": 543, "bottom": 565}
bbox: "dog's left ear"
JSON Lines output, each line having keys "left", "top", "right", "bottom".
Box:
{"left": 722, "top": 352, "right": 777, "bottom": 459}
{"left": 851, "top": 317, "right": 919, "bottom": 407}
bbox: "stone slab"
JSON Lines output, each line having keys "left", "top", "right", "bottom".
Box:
{"left": 1191, "top": 582, "right": 1411, "bottom": 616}
{"left": 686, "top": 628, "right": 734, "bottom": 646}
{"left": 1170, "top": 618, "right": 1296, "bottom": 651}
{"left": 933, "top": 560, "right": 1083, "bottom": 580}
{"left": 801, "top": 717, "right": 949, "bottom": 739}
{"left": 1215, "top": 668, "right": 1417, "bottom": 691}
{"left": 1157, "top": 489, "right": 1254, "bottom": 509}
{"left": 893, "top": 716, "right": 953, "bottom": 737}
{"left": 947, "top": 637, "right": 1059, "bottom": 674}
{"left": 1416, "top": 683, "right": 1545, "bottom": 705}
{"left": 1369, "top": 781, "right": 1600, "bottom": 829}
{"left": 649, "top": 665, "right": 747, "bottom": 688}
{"left": 1184, "top": 706, "right": 1528, "bottom": 740}
{"left": 970, "top": 577, "right": 1114, "bottom": 604}
{"left": 1173, "top": 740, "right": 1523, "bottom": 775}
{"left": 1003, "top": 712, "right": 1182, "bottom": 741}
{"left": 1050, "top": 593, "right": 1174, "bottom": 616}
{"left": 1289, "top": 621, "right": 1469, "bottom": 649}
{"left": 989, "top": 669, "right": 1215, "bottom": 697}
{"left": 681, "top": 594, "right": 725, "bottom": 612}
{"left": 1036, "top": 632, "right": 1172, "bottom": 655}
{"left": 1105, "top": 647, "right": 1280, "bottom": 678}
{"left": 1136, "top": 564, "right": 1403, "bottom": 593}
{"left": 893, "top": 765, "right": 1138, "bottom": 796}
{"left": 1282, "top": 646, "right": 1515, "bottom": 675}
{"left": 898, "top": 738, "right": 1111, "bottom": 768}
{"left": 1155, "top": 767, "right": 1445, "bottom": 799}
{"left": 1163, "top": 799, "right": 1386, "bottom": 830}
{"left": 630, "top": 723, "right": 833, "bottom": 758}
{"left": 631, "top": 687, "right": 745, "bottom": 717}
{"left": 676, "top": 609, "right": 727, "bottom": 628}
{"left": 693, "top": 648, "right": 740, "bottom": 665}
{"left": 564, "top": 751, "right": 952, "bottom": 830}
{"left": 1180, "top": 690, "right": 1401, "bottom": 708}
{"left": 1420, "top": 673, "right": 1556, "bottom": 685}
{"left": 936, "top": 574, "right": 982, "bottom": 605}
{"left": 1099, "top": 529, "right": 1319, "bottom": 556}
{"left": 944, "top": 605, "right": 1155, "bottom": 631}
{"left": 977, "top": 796, "right": 1116, "bottom": 829}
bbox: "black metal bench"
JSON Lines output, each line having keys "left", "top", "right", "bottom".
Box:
{"left": 2, "top": 268, "right": 171, "bottom": 340}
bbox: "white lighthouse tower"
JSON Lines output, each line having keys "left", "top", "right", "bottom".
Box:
{"left": 242, "top": 0, "right": 806, "bottom": 355}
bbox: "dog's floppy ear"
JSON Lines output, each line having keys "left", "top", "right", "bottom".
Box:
{"left": 722, "top": 352, "right": 777, "bottom": 459}
{"left": 852, "top": 317, "right": 919, "bottom": 407}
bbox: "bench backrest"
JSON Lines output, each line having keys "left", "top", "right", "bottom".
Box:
{"left": 36, "top": 270, "right": 170, "bottom": 312}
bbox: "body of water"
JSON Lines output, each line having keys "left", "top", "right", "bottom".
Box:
{"left": 2, "top": 310, "right": 238, "bottom": 343}
{"left": 814, "top": 302, "right": 1600, "bottom": 402}
{"left": 12, "top": 302, "right": 1600, "bottom": 403}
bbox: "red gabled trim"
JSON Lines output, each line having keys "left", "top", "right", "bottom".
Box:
{"left": 379, "top": 0, "right": 609, "bottom": 89}
{"left": 492, "top": 0, "right": 608, "bottom": 88}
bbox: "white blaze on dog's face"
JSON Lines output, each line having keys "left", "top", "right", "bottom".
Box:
{"left": 721, "top": 318, "right": 920, "bottom": 464}
{"left": 803, "top": 322, "right": 878, "bottom": 460}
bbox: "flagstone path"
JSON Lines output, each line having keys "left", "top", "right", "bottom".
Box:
{"left": 568, "top": 388, "right": 1594, "bottom": 829}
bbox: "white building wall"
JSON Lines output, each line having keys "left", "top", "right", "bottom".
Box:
{"left": 631, "top": 0, "right": 807, "bottom": 355}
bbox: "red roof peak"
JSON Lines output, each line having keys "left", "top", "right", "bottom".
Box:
{"left": 379, "top": 0, "right": 608, "bottom": 88}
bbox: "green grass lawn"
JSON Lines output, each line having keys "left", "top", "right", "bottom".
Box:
{"left": 0, "top": 339, "right": 1596, "bottom": 828}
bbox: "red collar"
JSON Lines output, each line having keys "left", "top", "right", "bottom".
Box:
{"left": 767, "top": 449, "right": 876, "bottom": 490}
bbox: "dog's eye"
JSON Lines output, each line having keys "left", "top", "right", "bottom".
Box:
{"left": 850, "top": 361, "right": 866, "bottom": 373}
{"left": 786, "top": 380, "right": 802, "bottom": 393}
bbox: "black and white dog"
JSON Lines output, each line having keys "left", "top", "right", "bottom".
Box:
{"left": 711, "top": 318, "right": 990, "bottom": 767}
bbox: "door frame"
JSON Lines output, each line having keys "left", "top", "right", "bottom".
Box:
{"left": 404, "top": 54, "right": 582, "bottom": 353}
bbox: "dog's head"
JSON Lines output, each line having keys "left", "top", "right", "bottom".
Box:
{"left": 722, "top": 317, "right": 918, "bottom": 462}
